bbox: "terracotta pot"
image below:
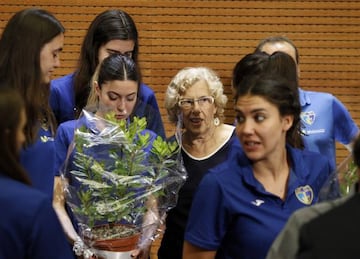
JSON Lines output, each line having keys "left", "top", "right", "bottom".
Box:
{"left": 88, "top": 224, "right": 141, "bottom": 252}
{"left": 93, "top": 231, "right": 140, "bottom": 252}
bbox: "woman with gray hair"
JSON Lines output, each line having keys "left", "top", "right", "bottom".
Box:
{"left": 157, "top": 67, "right": 242, "bottom": 259}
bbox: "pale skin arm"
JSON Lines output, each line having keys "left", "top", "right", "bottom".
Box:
{"left": 52, "top": 176, "right": 79, "bottom": 243}
{"left": 182, "top": 241, "right": 216, "bottom": 259}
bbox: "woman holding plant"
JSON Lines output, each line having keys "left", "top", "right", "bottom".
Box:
{"left": 52, "top": 54, "right": 170, "bottom": 259}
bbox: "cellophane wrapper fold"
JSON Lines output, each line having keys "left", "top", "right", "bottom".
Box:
{"left": 319, "top": 153, "right": 357, "bottom": 201}
{"left": 61, "top": 109, "right": 187, "bottom": 257}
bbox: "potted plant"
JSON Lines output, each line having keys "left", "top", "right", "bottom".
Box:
{"left": 337, "top": 154, "right": 358, "bottom": 196}
{"left": 62, "top": 110, "right": 186, "bottom": 258}
{"left": 319, "top": 153, "right": 358, "bottom": 201}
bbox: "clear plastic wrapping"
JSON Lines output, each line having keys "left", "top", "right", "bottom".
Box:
{"left": 319, "top": 153, "right": 358, "bottom": 201}
{"left": 61, "top": 110, "right": 187, "bottom": 258}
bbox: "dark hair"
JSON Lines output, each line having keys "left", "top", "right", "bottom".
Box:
{"left": 88, "top": 54, "right": 140, "bottom": 118}
{"left": 232, "top": 51, "right": 298, "bottom": 92}
{"left": 98, "top": 54, "right": 140, "bottom": 87}
{"left": 255, "top": 36, "right": 300, "bottom": 64}
{"left": 74, "top": 9, "right": 140, "bottom": 117}
{"left": 0, "top": 88, "right": 31, "bottom": 185}
{"left": 232, "top": 52, "right": 269, "bottom": 90}
{"left": 234, "top": 74, "right": 302, "bottom": 148}
{"left": 266, "top": 51, "right": 299, "bottom": 92}
{"left": 353, "top": 135, "right": 360, "bottom": 168}
{"left": 0, "top": 8, "right": 65, "bottom": 145}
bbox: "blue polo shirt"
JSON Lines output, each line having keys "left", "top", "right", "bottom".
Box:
{"left": 185, "top": 146, "right": 332, "bottom": 259}
{"left": 0, "top": 174, "right": 73, "bottom": 258}
{"left": 50, "top": 73, "right": 165, "bottom": 138}
{"left": 20, "top": 126, "right": 55, "bottom": 199}
{"left": 299, "top": 88, "right": 359, "bottom": 171}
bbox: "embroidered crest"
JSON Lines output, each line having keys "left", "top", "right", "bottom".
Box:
{"left": 295, "top": 185, "right": 313, "bottom": 205}
{"left": 300, "top": 111, "right": 316, "bottom": 125}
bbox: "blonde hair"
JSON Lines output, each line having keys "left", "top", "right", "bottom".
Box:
{"left": 164, "top": 67, "right": 227, "bottom": 124}
{"left": 86, "top": 63, "right": 101, "bottom": 107}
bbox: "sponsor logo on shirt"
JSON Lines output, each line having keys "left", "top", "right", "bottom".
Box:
{"left": 251, "top": 199, "right": 265, "bottom": 207}
{"left": 303, "top": 129, "right": 326, "bottom": 135}
{"left": 40, "top": 136, "right": 54, "bottom": 143}
{"left": 295, "top": 185, "right": 313, "bottom": 205}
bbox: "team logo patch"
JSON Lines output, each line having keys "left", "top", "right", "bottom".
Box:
{"left": 295, "top": 185, "right": 313, "bottom": 205}
{"left": 300, "top": 111, "right": 316, "bottom": 125}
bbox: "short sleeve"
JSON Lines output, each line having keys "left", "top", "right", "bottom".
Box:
{"left": 332, "top": 96, "right": 359, "bottom": 145}
{"left": 54, "top": 124, "right": 74, "bottom": 177}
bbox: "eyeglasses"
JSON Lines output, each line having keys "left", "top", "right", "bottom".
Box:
{"left": 178, "top": 96, "right": 215, "bottom": 109}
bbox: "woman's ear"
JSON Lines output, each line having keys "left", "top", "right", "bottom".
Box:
{"left": 93, "top": 81, "right": 100, "bottom": 95}
{"left": 282, "top": 115, "right": 294, "bottom": 132}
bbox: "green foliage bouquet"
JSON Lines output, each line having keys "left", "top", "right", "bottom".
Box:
{"left": 61, "top": 109, "right": 186, "bottom": 257}
{"left": 319, "top": 153, "right": 358, "bottom": 201}
{"left": 337, "top": 154, "right": 358, "bottom": 196}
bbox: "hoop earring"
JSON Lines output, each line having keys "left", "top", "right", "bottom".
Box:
{"left": 214, "top": 117, "right": 220, "bottom": 126}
